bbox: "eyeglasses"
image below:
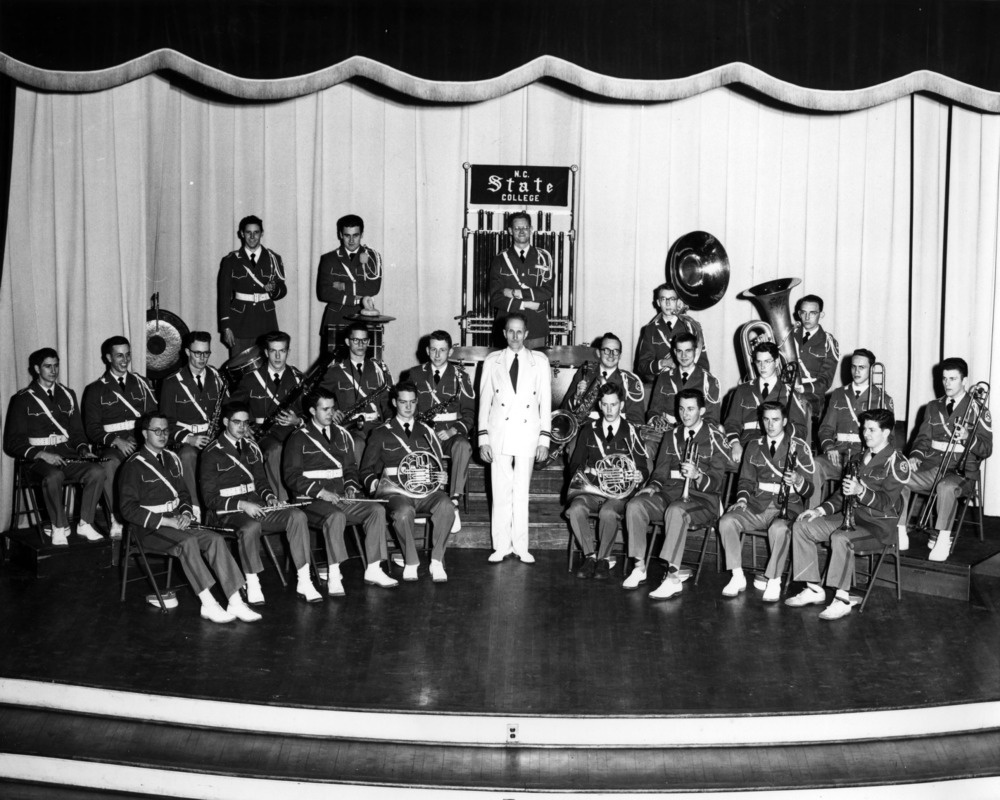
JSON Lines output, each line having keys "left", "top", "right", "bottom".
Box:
{"left": 229, "top": 419, "right": 251, "bottom": 428}
{"left": 189, "top": 350, "right": 211, "bottom": 358}
{"left": 600, "top": 348, "right": 621, "bottom": 356}
{"left": 146, "top": 428, "right": 170, "bottom": 436}
{"left": 349, "top": 338, "right": 370, "bottom": 345}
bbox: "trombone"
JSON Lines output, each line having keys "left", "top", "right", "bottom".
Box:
{"left": 866, "top": 362, "right": 886, "bottom": 411}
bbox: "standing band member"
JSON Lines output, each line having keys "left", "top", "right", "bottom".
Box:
{"left": 489, "top": 212, "right": 554, "bottom": 349}
{"left": 159, "top": 331, "right": 226, "bottom": 519}
{"left": 792, "top": 294, "right": 839, "bottom": 420}
{"left": 478, "top": 313, "right": 551, "bottom": 563}
{"left": 200, "top": 401, "right": 319, "bottom": 605}
{"left": 634, "top": 282, "right": 709, "bottom": 384}
{"left": 316, "top": 213, "right": 383, "bottom": 347}
{"left": 786, "top": 408, "right": 910, "bottom": 620}
{"left": 82, "top": 336, "right": 157, "bottom": 538}
{"left": 646, "top": 332, "right": 722, "bottom": 428}
{"left": 4, "top": 348, "right": 105, "bottom": 545}
{"left": 119, "top": 412, "right": 260, "bottom": 624}
{"left": 218, "top": 214, "right": 287, "bottom": 356}
{"left": 282, "top": 388, "right": 398, "bottom": 594}
{"left": 566, "top": 383, "right": 648, "bottom": 580}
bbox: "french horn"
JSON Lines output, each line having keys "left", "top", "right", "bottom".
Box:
{"left": 377, "top": 450, "right": 447, "bottom": 498}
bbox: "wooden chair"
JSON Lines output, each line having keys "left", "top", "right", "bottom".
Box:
{"left": 7, "top": 457, "right": 86, "bottom": 548}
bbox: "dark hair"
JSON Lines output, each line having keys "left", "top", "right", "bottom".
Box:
{"left": 859, "top": 407, "right": 894, "bottom": 432}
{"left": 337, "top": 214, "right": 364, "bottom": 236}
{"left": 393, "top": 380, "right": 418, "bottom": 400}
{"left": 29, "top": 347, "right": 58, "bottom": 375}
{"left": 263, "top": 330, "right": 291, "bottom": 348}
{"left": 101, "top": 336, "right": 130, "bottom": 360}
{"left": 344, "top": 322, "right": 370, "bottom": 341}
{"left": 851, "top": 348, "right": 876, "bottom": 368}
{"left": 599, "top": 332, "right": 622, "bottom": 351}
{"left": 940, "top": 357, "right": 969, "bottom": 379}
{"left": 795, "top": 294, "right": 825, "bottom": 314}
{"left": 676, "top": 388, "right": 706, "bottom": 410}
{"left": 303, "top": 386, "right": 336, "bottom": 417}
{"left": 222, "top": 400, "right": 251, "bottom": 421}
{"left": 185, "top": 331, "right": 212, "bottom": 349}
{"left": 672, "top": 332, "right": 698, "bottom": 351}
{"left": 598, "top": 382, "right": 624, "bottom": 402}
{"left": 758, "top": 400, "right": 786, "bottom": 421}
{"left": 507, "top": 211, "right": 531, "bottom": 229}
{"left": 654, "top": 283, "right": 677, "bottom": 298}
{"left": 138, "top": 411, "right": 168, "bottom": 432}
{"left": 504, "top": 312, "right": 528, "bottom": 328}
{"left": 428, "top": 330, "right": 453, "bottom": 349}
{"left": 239, "top": 215, "right": 263, "bottom": 232}
{"left": 752, "top": 341, "right": 780, "bottom": 361}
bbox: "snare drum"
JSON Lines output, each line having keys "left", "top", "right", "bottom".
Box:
{"left": 222, "top": 345, "right": 263, "bottom": 385}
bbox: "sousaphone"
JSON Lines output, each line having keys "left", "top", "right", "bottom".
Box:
{"left": 665, "top": 231, "right": 731, "bottom": 311}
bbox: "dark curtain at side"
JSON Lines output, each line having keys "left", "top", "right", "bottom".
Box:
{"left": 0, "top": 75, "right": 14, "bottom": 287}
{"left": 2, "top": 0, "right": 1000, "bottom": 93}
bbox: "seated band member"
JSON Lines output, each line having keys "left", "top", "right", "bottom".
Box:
{"left": 232, "top": 330, "right": 302, "bottom": 501}
{"left": 646, "top": 332, "right": 722, "bottom": 428}
{"left": 410, "top": 330, "right": 475, "bottom": 508}
{"left": 785, "top": 408, "right": 910, "bottom": 620}
{"left": 321, "top": 322, "right": 392, "bottom": 464}
{"left": 899, "top": 357, "right": 992, "bottom": 561}
{"left": 791, "top": 294, "right": 839, "bottom": 419}
{"left": 634, "top": 282, "right": 709, "bottom": 384}
{"left": 359, "top": 381, "right": 456, "bottom": 582}
{"left": 562, "top": 332, "right": 644, "bottom": 428}
{"left": 158, "top": 331, "right": 226, "bottom": 520}
{"left": 623, "top": 389, "right": 734, "bottom": 596}
{"left": 82, "top": 336, "right": 158, "bottom": 538}
{"left": 717, "top": 401, "right": 815, "bottom": 601}
{"left": 723, "top": 341, "right": 808, "bottom": 465}
{"left": 489, "top": 211, "right": 554, "bottom": 349}
{"left": 119, "top": 412, "right": 261, "bottom": 624}
{"left": 200, "top": 401, "right": 319, "bottom": 604}
{"left": 566, "top": 383, "right": 649, "bottom": 579}
{"left": 812, "top": 348, "right": 894, "bottom": 505}
{"left": 3, "top": 348, "right": 105, "bottom": 545}
{"left": 282, "top": 387, "right": 397, "bottom": 594}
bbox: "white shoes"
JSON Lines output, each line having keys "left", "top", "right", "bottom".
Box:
{"left": 297, "top": 579, "right": 323, "bottom": 603}
{"left": 722, "top": 572, "right": 747, "bottom": 598}
{"left": 76, "top": 521, "right": 104, "bottom": 541}
{"left": 201, "top": 600, "right": 237, "bottom": 624}
{"left": 649, "top": 575, "right": 683, "bottom": 599}
{"left": 49, "top": 526, "right": 70, "bottom": 547}
{"left": 515, "top": 551, "right": 535, "bottom": 564}
{"left": 753, "top": 575, "right": 768, "bottom": 591}
{"left": 819, "top": 598, "right": 854, "bottom": 621}
{"left": 784, "top": 585, "right": 826, "bottom": 607}
{"left": 623, "top": 568, "right": 647, "bottom": 590}
{"left": 327, "top": 565, "right": 345, "bottom": 596}
{"left": 430, "top": 559, "right": 448, "bottom": 583}
{"left": 402, "top": 564, "right": 419, "bottom": 581}
{"left": 488, "top": 549, "right": 512, "bottom": 563}
{"left": 227, "top": 595, "right": 262, "bottom": 623}
{"left": 364, "top": 563, "right": 399, "bottom": 588}
{"left": 110, "top": 519, "right": 123, "bottom": 539}
{"left": 245, "top": 575, "right": 265, "bottom": 606}
{"left": 897, "top": 526, "right": 910, "bottom": 551}
{"left": 762, "top": 578, "right": 782, "bottom": 603}
{"left": 928, "top": 532, "right": 952, "bottom": 562}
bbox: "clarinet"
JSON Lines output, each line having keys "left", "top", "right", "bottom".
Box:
{"left": 342, "top": 382, "right": 391, "bottom": 430}
{"left": 252, "top": 351, "right": 335, "bottom": 439}
{"left": 838, "top": 452, "right": 863, "bottom": 531}
{"left": 775, "top": 440, "right": 798, "bottom": 520}
{"left": 417, "top": 395, "right": 453, "bottom": 425}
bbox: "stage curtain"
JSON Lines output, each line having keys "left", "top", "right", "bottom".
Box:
{"left": 0, "top": 76, "right": 995, "bottom": 520}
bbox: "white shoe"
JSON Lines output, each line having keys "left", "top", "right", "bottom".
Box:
{"left": 897, "top": 527, "right": 910, "bottom": 551}
{"left": 327, "top": 574, "right": 345, "bottom": 596}
{"left": 110, "top": 520, "right": 123, "bottom": 539}
{"left": 364, "top": 563, "right": 399, "bottom": 588}
{"left": 722, "top": 572, "right": 747, "bottom": 598}
{"left": 245, "top": 575, "right": 265, "bottom": 606}
{"left": 201, "top": 601, "right": 237, "bottom": 624}
{"left": 49, "top": 526, "right": 70, "bottom": 547}
{"left": 297, "top": 579, "right": 323, "bottom": 603}
{"left": 403, "top": 564, "right": 419, "bottom": 581}
{"left": 928, "top": 533, "right": 952, "bottom": 562}
{"left": 227, "top": 596, "right": 262, "bottom": 622}
{"left": 650, "top": 575, "right": 683, "bottom": 599}
{"left": 391, "top": 554, "right": 405, "bottom": 568}
{"left": 430, "top": 559, "right": 448, "bottom": 583}
{"left": 784, "top": 585, "right": 826, "bottom": 607}
{"left": 515, "top": 551, "right": 535, "bottom": 564}
{"left": 488, "top": 549, "right": 512, "bottom": 563}
{"left": 672, "top": 568, "right": 693, "bottom": 583}
{"left": 753, "top": 575, "right": 768, "bottom": 591}
{"left": 623, "top": 568, "right": 647, "bottom": 590}
{"left": 451, "top": 509, "right": 462, "bottom": 534}
{"left": 317, "top": 566, "right": 329, "bottom": 582}
{"left": 146, "top": 590, "right": 178, "bottom": 609}
{"left": 76, "top": 521, "right": 104, "bottom": 541}
{"left": 819, "top": 599, "right": 853, "bottom": 621}
{"left": 762, "top": 578, "right": 782, "bottom": 603}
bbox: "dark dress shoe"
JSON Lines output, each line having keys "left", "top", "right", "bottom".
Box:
{"left": 575, "top": 557, "right": 597, "bottom": 579}
{"left": 594, "top": 559, "right": 611, "bottom": 581}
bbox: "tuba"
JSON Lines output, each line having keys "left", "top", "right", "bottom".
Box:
{"left": 377, "top": 450, "right": 447, "bottom": 498}
{"left": 736, "top": 278, "right": 802, "bottom": 382}
{"left": 666, "top": 232, "right": 731, "bottom": 311}
{"left": 567, "top": 454, "right": 642, "bottom": 501}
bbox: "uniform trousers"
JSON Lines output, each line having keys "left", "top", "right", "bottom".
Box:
{"left": 565, "top": 495, "right": 627, "bottom": 561}
{"left": 489, "top": 454, "right": 534, "bottom": 555}
{"left": 27, "top": 459, "right": 104, "bottom": 528}
{"left": 718, "top": 504, "right": 792, "bottom": 579}
{"left": 811, "top": 454, "right": 842, "bottom": 509}
{"left": 175, "top": 443, "right": 203, "bottom": 510}
{"left": 302, "top": 498, "right": 388, "bottom": 565}
{"left": 386, "top": 491, "right": 455, "bottom": 564}
{"left": 441, "top": 434, "right": 472, "bottom": 497}
{"left": 139, "top": 526, "right": 243, "bottom": 599}
{"left": 99, "top": 443, "right": 132, "bottom": 514}
{"left": 625, "top": 493, "right": 716, "bottom": 565}
{"left": 792, "top": 513, "right": 881, "bottom": 591}
{"left": 258, "top": 435, "right": 288, "bottom": 502}
{"left": 898, "top": 468, "right": 965, "bottom": 530}
{"left": 219, "top": 506, "right": 309, "bottom": 575}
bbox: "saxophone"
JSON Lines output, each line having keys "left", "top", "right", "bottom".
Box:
{"left": 417, "top": 394, "right": 453, "bottom": 425}
{"left": 537, "top": 364, "right": 604, "bottom": 469}
{"left": 341, "top": 382, "right": 391, "bottom": 430}
{"left": 252, "top": 351, "right": 336, "bottom": 438}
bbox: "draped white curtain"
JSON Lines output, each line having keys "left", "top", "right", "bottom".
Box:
{"left": 1, "top": 75, "right": 997, "bottom": 519}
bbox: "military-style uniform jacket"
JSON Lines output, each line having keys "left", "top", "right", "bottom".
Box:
{"left": 910, "top": 393, "right": 993, "bottom": 476}
{"left": 119, "top": 446, "right": 194, "bottom": 532}
{"left": 644, "top": 422, "right": 733, "bottom": 504}
{"left": 200, "top": 434, "right": 275, "bottom": 517}
{"left": 159, "top": 366, "right": 226, "bottom": 446}
{"left": 792, "top": 324, "right": 839, "bottom": 403}
{"left": 489, "top": 245, "right": 554, "bottom": 340}
{"left": 217, "top": 245, "right": 287, "bottom": 340}
{"left": 633, "top": 314, "right": 709, "bottom": 381}
{"left": 818, "top": 384, "right": 895, "bottom": 458}
{"left": 410, "top": 362, "right": 475, "bottom": 437}
{"left": 359, "top": 417, "right": 446, "bottom": 496}
{"left": 282, "top": 421, "right": 362, "bottom": 500}
{"left": 817, "top": 446, "right": 910, "bottom": 544}
{"left": 646, "top": 365, "right": 722, "bottom": 426}
{"left": 734, "top": 434, "right": 815, "bottom": 514}
{"left": 4, "top": 380, "right": 90, "bottom": 460}
{"left": 233, "top": 365, "right": 304, "bottom": 443}
{"left": 316, "top": 245, "right": 383, "bottom": 330}
{"left": 723, "top": 379, "right": 809, "bottom": 446}
{"left": 567, "top": 418, "right": 650, "bottom": 483}
{"left": 82, "top": 370, "right": 157, "bottom": 447}
{"left": 320, "top": 358, "right": 392, "bottom": 436}
{"left": 560, "top": 365, "right": 645, "bottom": 428}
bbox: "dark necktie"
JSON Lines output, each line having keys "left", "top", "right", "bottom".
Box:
{"left": 250, "top": 253, "right": 256, "bottom": 265}
{"left": 46, "top": 388, "right": 54, "bottom": 400}
{"left": 665, "top": 320, "right": 673, "bottom": 334}
{"left": 761, "top": 382, "right": 769, "bottom": 398}
{"left": 947, "top": 399, "right": 955, "bottom": 416}
{"left": 607, "top": 425, "right": 614, "bottom": 441}
{"left": 510, "top": 353, "right": 519, "bottom": 392}
{"left": 403, "top": 422, "right": 411, "bottom": 438}
{"left": 803, "top": 331, "right": 811, "bottom": 343}
{"left": 323, "top": 426, "right": 331, "bottom": 442}
{"left": 156, "top": 453, "right": 164, "bottom": 466}
{"left": 519, "top": 250, "right": 526, "bottom": 263}
{"left": 855, "top": 389, "right": 862, "bottom": 400}
{"left": 687, "top": 429, "right": 694, "bottom": 443}
{"left": 236, "top": 440, "right": 243, "bottom": 456}
{"left": 196, "top": 375, "right": 204, "bottom": 393}
{"left": 681, "top": 371, "right": 689, "bottom": 384}
{"left": 118, "top": 376, "right": 126, "bottom": 388}
{"left": 272, "top": 372, "right": 280, "bottom": 387}
{"left": 434, "top": 369, "right": 441, "bottom": 385}
{"left": 602, "top": 371, "right": 609, "bottom": 382}
{"left": 769, "top": 440, "right": 776, "bottom": 458}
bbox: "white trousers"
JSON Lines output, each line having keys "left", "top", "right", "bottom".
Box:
{"left": 490, "top": 453, "right": 534, "bottom": 554}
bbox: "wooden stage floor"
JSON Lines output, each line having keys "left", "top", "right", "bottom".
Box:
{"left": 1, "top": 545, "right": 999, "bottom": 718}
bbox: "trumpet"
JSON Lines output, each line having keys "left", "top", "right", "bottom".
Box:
{"left": 680, "top": 437, "right": 700, "bottom": 502}
{"left": 867, "top": 362, "right": 886, "bottom": 411}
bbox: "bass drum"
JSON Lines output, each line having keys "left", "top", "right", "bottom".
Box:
{"left": 145, "top": 306, "right": 190, "bottom": 382}
{"left": 222, "top": 345, "right": 264, "bottom": 386}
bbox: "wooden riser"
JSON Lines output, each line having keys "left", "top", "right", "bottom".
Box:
{"left": 5, "top": 529, "right": 115, "bottom": 579}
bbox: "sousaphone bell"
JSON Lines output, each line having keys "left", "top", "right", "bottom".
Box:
{"left": 665, "top": 231, "right": 731, "bottom": 311}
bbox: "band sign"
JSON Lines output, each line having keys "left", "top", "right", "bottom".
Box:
{"left": 470, "top": 165, "right": 570, "bottom": 207}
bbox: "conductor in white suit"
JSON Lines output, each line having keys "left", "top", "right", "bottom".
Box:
{"left": 478, "top": 313, "right": 551, "bottom": 563}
